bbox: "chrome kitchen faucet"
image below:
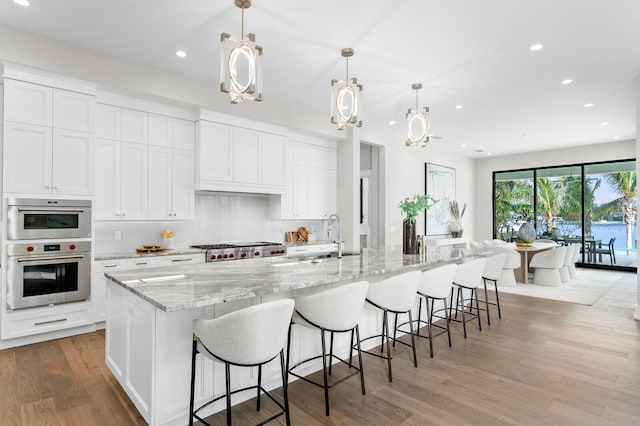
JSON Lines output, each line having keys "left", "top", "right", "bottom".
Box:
{"left": 328, "top": 213, "right": 343, "bottom": 258}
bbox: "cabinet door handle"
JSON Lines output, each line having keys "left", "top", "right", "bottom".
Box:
{"left": 53, "top": 185, "right": 59, "bottom": 190}
{"left": 135, "top": 262, "right": 148, "bottom": 266}
{"left": 104, "top": 264, "right": 119, "bottom": 268}
{"left": 121, "top": 213, "right": 126, "bottom": 217}
{"left": 35, "top": 318, "right": 67, "bottom": 326}
{"left": 171, "top": 258, "right": 192, "bottom": 262}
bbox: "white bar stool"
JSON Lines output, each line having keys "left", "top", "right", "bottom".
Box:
{"left": 189, "top": 299, "right": 295, "bottom": 426}
{"left": 480, "top": 253, "right": 506, "bottom": 325}
{"left": 287, "top": 281, "right": 369, "bottom": 416}
{"left": 360, "top": 270, "right": 421, "bottom": 382}
{"left": 450, "top": 258, "right": 487, "bottom": 338}
{"left": 414, "top": 264, "right": 458, "bottom": 358}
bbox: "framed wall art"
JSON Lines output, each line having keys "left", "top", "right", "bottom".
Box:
{"left": 425, "top": 162, "right": 456, "bottom": 235}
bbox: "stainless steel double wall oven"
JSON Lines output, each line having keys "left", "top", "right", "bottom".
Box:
{"left": 6, "top": 198, "right": 92, "bottom": 310}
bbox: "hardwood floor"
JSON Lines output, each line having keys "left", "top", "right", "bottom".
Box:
{"left": 1, "top": 271, "right": 639, "bottom": 425}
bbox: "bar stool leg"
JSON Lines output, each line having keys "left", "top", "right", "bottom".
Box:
{"left": 474, "top": 289, "right": 482, "bottom": 332}
{"left": 279, "top": 351, "right": 291, "bottom": 426}
{"left": 407, "top": 310, "right": 417, "bottom": 368}
{"left": 348, "top": 329, "right": 355, "bottom": 367}
{"left": 225, "top": 363, "right": 232, "bottom": 426}
{"left": 483, "top": 278, "right": 491, "bottom": 326}
{"left": 328, "top": 331, "right": 335, "bottom": 376}
{"left": 256, "top": 365, "right": 262, "bottom": 411}
{"left": 188, "top": 340, "right": 197, "bottom": 426}
{"left": 355, "top": 325, "right": 366, "bottom": 396}
{"left": 493, "top": 280, "right": 502, "bottom": 318}
{"left": 392, "top": 313, "right": 399, "bottom": 347}
{"left": 384, "top": 310, "right": 393, "bottom": 382}
{"left": 458, "top": 287, "right": 467, "bottom": 339}
{"left": 417, "top": 296, "right": 425, "bottom": 338}
{"left": 320, "top": 329, "right": 330, "bottom": 416}
{"left": 426, "top": 296, "right": 434, "bottom": 358}
{"left": 442, "top": 297, "right": 452, "bottom": 347}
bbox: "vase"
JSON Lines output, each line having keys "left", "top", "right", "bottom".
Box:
{"left": 403, "top": 220, "right": 418, "bottom": 254}
{"left": 449, "top": 220, "right": 463, "bottom": 238}
{"left": 516, "top": 222, "right": 536, "bottom": 245}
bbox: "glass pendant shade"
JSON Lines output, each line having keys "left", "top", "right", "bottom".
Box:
{"left": 220, "top": 1, "right": 263, "bottom": 104}
{"left": 405, "top": 83, "right": 430, "bottom": 146}
{"left": 331, "top": 48, "right": 363, "bottom": 129}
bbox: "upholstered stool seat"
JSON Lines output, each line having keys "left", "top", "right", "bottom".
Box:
{"left": 287, "top": 281, "right": 369, "bottom": 416}
{"left": 360, "top": 271, "right": 422, "bottom": 382}
{"left": 450, "top": 258, "right": 487, "bottom": 338}
{"left": 189, "top": 299, "right": 295, "bottom": 426}
{"left": 479, "top": 253, "right": 506, "bottom": 324}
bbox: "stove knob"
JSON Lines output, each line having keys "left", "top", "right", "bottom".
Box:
{"left": 27, "top": 246, "right": 34, "bottom": 252}
{"left": 210, "top": 255, "right": 216, "bottom": 260}
{"left": 241, "top": 252, "right": 247, "bottom": 258}
{"left": 271, "top": 250, "right": 275, "bottom": 255}
{"left": 223, "top": 254, "right": 228, "bottom": 259}
{"left": 229, "top": 253, "right": 234, "bottom": 258}
{"left": 69, "top": 244, "right": 76, "bottom": 250}
{"left": 255, "top": 251, "right": 260, "bottom": 256}
{"left": 217, "top": 254, "right": 223, "bottom": 260}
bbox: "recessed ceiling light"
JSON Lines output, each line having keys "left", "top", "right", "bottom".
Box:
{"left": 175, "top": 50, "right": 187, "bottom": 58}
{"left": 461, "top": 144, "right": 467, "bottom": 148}
{"left": 530, "top": 44, "right": 543, "bottom": 51}
{"left": 473, "top": 149, "right": 484, "bottom": 153}
{"left": 613, "top": 136, "right": 620, "bottom": 140}
{"left": 455, "top": 105, "right": 463, "bottom": 109}
{"left": 583, "top": 103, "right": 594, "bottom": 108}
{"left": 600, "top": 122, "right": 609, "bottom": 126}
{"left": 486, "top": 152, "right": 492, "bottom": 156}
{"left": 561, "top": 79, "right": 573, "bottom": 85}
{"left": 14, "top": 0, "right": 29, "bottom": 6}
{"left": 388, "top": 121, "right": 396, "bottom": 125}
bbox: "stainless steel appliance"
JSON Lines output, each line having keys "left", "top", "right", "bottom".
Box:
{"left": 191, "top": 242, "right": 286, "bottom": 262}
{"left": 7, "top": 198, "right": 92, "bottom": 240}
{"left": 6, "top": 241, "right": 91, "bottom": 310}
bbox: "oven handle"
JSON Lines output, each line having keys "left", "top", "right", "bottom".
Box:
{"left": 17, "top": 208, "right": 87, "bottom": 213}
{"left": 17, "top": 254, "right": 86, "bottom": 263}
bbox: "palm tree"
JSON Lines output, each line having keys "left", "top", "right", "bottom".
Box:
{"left": 601, "top": 172, "right": 637, "bottom": 255}
{"left": 536, "top": 177, "right": 563, "bottom": 234}
{"left": 494, "top": 180, "right": 533, "bottom": 239}
{"left": 560, "top": 176, "right": 601, "bottom": 238}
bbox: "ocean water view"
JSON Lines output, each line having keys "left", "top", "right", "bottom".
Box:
{"left": 555, "top": 221, "right": 638, "bottom": 252}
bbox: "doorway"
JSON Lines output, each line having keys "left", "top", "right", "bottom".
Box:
{"left": 360, "top": 143, "right": 384, "bottom": 248}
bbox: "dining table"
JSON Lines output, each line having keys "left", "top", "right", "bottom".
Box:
{"left": 505, "top": 241, "right": 558, "bottom": 283}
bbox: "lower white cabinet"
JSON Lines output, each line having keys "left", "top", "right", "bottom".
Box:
{"left": 0, "top": 303, "right": 93, "bottom": 340}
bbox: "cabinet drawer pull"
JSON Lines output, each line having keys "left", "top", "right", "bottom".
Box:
{"left": 104, "top": 264, "right": 119, "bottom": 268}
{"left": 34, "top": 318, "right": 67, "bottom": 326}
{"left": 171, "top": 258, "right": 192, "bottom": 262}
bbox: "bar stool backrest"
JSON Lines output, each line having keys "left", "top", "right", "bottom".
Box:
{"left": 294, "top": 281, "right": 369, "bottom": 331}
{"left": 453, "top": 258, "right": 487, "bottom": 289}
{"left": 367, "top": 270, "right": 422, "bottom": 312}
{"left": 419, "top": 264, "right": 457, "bottom": 299}
{"left": 483, "top": 253, "right": 506, "bottom": 281}
{"left": 194, "top": 299, "right": 295, "bottom": 365}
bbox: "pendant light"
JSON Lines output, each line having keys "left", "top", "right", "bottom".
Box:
{"left": 330, "top": 48, "right": 363, "bottom": 130}
{"left": 406, "top": 83, "right": 430, "bottom": 147}
{"left": 220, "top": 0, "right": 263, "bottom": 104}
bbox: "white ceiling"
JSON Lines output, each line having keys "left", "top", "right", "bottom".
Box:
{"left": 1, "top": 0, "right": 639, "bottom": 157}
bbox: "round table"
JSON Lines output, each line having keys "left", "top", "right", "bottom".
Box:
{"left": 505, "top": 242, "right": 557, "bottom": 283}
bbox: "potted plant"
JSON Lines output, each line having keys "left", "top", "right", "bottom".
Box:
{"left": 399, "top": 194, "right": 436, "bottom": 254}
{"left": 449, "top": 200, "right": 466, "bottom": 237}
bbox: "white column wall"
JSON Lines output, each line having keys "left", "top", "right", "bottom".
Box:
{"left": 635, "top": 76, "right": 640, "bottom": 321}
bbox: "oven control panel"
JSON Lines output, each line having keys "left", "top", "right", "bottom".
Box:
{"left": 7, "top": 241, "right": 91, "bottom": 256}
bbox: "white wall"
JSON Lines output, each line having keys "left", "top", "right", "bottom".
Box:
{"left": 474, "top": 140, "right": 636, "bottom": 241}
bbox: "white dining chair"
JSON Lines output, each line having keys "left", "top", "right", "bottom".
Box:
{"left": 529, "top": 246, "right": 567, "bottom": 286}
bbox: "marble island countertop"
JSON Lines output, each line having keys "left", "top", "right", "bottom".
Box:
{"left": 105, "top": 246, "right": 465, "bottom": 313}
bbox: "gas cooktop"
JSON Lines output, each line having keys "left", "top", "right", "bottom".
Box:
{"left": 191, "top": 242, "right": 286, "bottom": 262}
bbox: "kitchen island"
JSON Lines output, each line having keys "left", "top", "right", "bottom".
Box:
{"left": 104, "top": 246, "right": 464, "bottom": 426}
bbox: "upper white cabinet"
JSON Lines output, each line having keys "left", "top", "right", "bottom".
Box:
{"left": 122, "top": 108, "right": 148, "bottom": 144}
{"left": 53, "top": 89, "right": 95, "bottom": 132}
{"left": 3, "top": 79, "right": 53, "bottom": 126}
{"left": 196, "top": 120, "right": 285, "bottom": 194}
{"left": 2, "top": 78, "right": 95, "bottom": 195}
{"left": 276, "top": 138, "right": 337, "bottom": 219}
{"left": 95, "top": 102, "right": 194, "bottom": 221}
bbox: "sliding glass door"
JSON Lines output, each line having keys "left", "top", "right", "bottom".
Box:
{"left": 493, "top": 160, "right": 636, "bottom": 271}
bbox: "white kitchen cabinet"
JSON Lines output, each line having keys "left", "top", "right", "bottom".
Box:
{"left": 1, "top": 303, "right": 93, "bottom": 340}
{"left": 3, "top": 123, "right": 94, "bottom": 195}
{"left": 95, "top": 138, "right": 121, "bottom": 220}
{"left": 148, "top": 113, "right": 172, "bottom": 147}
{"left": 3, "top": 122, "right": 52, "bottom": 194}
{"left": 276, "top": 140, "right": 337, "bottom": 219}
{"left": 120, "top": 142, "right": 148, "bottom": 220}
{"left": 122, "top": 108, "right": 148, "bottom": 144}
{"left": 96, "top": 103, "right": 122, "bottom": 140}
{"left": 172, "top": 118, "right": 195, "bottom": 151}
{"left": 93, "top": 259, "right": 127, "bottom": 323}
{"left": 53, "top": 89, "right": 95, "bottom": 132}
{"left": 196, "top": 120, "right": 233, "bottom": 185}
{"left": 148, "top": 147, "right": 194, "bottom": 220}
{"left": 52, "top": 128, "right": 94, "bottom": 195}
{"left": 196, "top": 120, "right": 285, "bottom": 194}
{"left": 3, "top": 79, "right": 53, "bottom": 126}
{"left": 95, "top": 140, "right": 148, "bottom": 220}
